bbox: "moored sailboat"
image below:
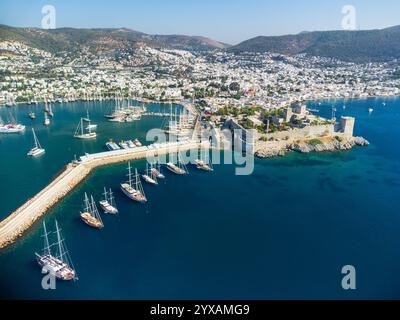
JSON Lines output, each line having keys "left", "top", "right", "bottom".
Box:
{"left": 151, "top": 162, "right": 165, "bottom": 179}
{"left": 195, "top": 149, "right": 213, "bottom": 172}
{"left": 99, "top": 187, "right": 118, "bottom": 214}
{"left": 35, "top": 220, "right": 78, "bottom": 281}
{"left": 80, "top": 193, "right": 104, "bottom": 228}
{"left": 27, "top": 128, "right": 45, "bottom": 157}
{"left": 0, "top": 122, "right": 26, "bottom": 133}
{"left": 142, "top": 163, "right": 158, "bottom": 185}
{"left": 166, "top": 152, "right": 188, "bottom": 175}
{"left": 120, "top": 162, "right": 147, "bottom": 203}
{"left": 48, "top": 104, "right": 54, "bottom": 117}
{"left": 0, "top": 114, "right": 26, "bottom": 133}
{"left": 74, "top": 118, "right": 97, "bottom": 139}
{"left": 43, "top": 112, "right": 50, "bottom": 126}
{"left": 83, "top": 110, "right": 98, "bottom": 130}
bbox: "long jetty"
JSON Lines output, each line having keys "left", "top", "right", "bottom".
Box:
{"left": 0, "top": 140, "right": 201, "bottom": 249}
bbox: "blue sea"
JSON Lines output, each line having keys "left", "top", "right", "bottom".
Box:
{"left": 0, "top": 97, "right": 400, "bottom": 299}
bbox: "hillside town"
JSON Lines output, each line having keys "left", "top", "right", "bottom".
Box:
{"left": 0, "top": 40, "right": 396, "bottom": 155}
{"left": 1, "top": 41, "right": 399, "bottom": 107}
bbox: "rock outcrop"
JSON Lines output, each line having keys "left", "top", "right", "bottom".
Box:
{"left": 255, "top": 149, "right": 286, "bottom": 159}
{"left": 290, "top": 136, "right": 369, "bottom": 154}
{"left": 255, "top": 136, "right": 369, "bottom": 158}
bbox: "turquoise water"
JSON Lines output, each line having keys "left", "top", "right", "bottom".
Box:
{"left": 1, "top": 97, "right": 400, "bottom": 299}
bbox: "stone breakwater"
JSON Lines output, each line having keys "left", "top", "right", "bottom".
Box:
{"left": 255, "top": 136, "right": 370, "bottom": 159}
{"left": 0, "top": 163, "right": 91, "bottom": 249}
{"left": 0, "top": 141, "right": 201, "bottom": 249}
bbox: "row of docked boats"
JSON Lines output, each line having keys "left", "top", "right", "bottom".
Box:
{"left": 105, "top": 98, "right": 146, "bottom": 122}
{"left": 35, "top": 151, "right": 213, "bottom": 282}
{"left": 105, "top": 138, "right": 142, "bottom": 151}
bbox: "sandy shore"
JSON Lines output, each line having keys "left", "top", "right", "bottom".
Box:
{"left": 0, "top": 141, "right": 201, "bottom": 249}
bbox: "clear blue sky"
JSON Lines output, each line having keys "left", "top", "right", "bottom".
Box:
{"left": 0, "top": 0, "right": 399, "bottom": 44}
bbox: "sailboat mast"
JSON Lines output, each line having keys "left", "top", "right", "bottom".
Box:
{"left": 91, "top": 195, "right": 102, "bottom": 223}
{"left": 80, "top": 118, "right": 84, "bottom": 135}
{"left": 109, "top": 188, "right": 113, "bottom": 204}
{"left": 32, "top": 128, "right": 37, "bottom": 148}
{"left": 43, "top": 221, "right": 51, "bottom": 256}
{"left": 135, "top": 168, "right": 139, "bottom": 190}
{"left": 128, "top": 162, "right": 132, "bottom": 186}
{"left": 84, "top": 192, "right": 90, "bottom": 212}
{"left": 103, "top": 187, "right": 108, "bottom": 202}
{"left": 109, "top": 188, "right": 115, "bottom": 207}
{"left": 90, "top": 196, "right": 96, "bottom": 218}
{"left": 55, "top": 220, "right": 64, "bottom": 262}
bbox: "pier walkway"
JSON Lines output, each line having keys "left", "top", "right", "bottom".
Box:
{"left": 0, "top": 140, "right": 201, "bottom": 249}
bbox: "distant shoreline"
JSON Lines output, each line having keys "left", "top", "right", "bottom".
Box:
{"left": 1, "top": 94, "right": 398, "bottom": 110}
{"left": 0, "top": 97, "right": 185, "bottom": 108}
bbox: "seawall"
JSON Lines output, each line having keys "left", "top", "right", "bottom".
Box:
{"left": 0, "top": 141, "right": 201, "bottom": 249}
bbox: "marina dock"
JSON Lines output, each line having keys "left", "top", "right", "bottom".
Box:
{"left": 0, "top": 140, "right": 202, "bottom": 249}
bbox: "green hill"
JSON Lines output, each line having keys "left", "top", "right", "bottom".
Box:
{"left": 0, "top": 25, "right": 228, "bottom": 54}
{"left": 229, "top": 26, "right": 400, "bottom": 62}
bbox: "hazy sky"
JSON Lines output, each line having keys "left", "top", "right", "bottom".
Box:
{"left": 1, "top": 0, "right": 399, "bottom": 44}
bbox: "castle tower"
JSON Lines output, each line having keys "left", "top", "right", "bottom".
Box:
{"left": 284, "top": 107, "right": 293, "bottom": 123}
{"left": 340, "top": 116, "right": 355, "bottom": 136}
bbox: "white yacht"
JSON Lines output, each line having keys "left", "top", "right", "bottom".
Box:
{"left": 151, "top": 162, "right": 165, "bottom": 179}
{"left": 0, "top": 123, "right": 26, "bottom": 133}
{"left": 99, "top": 187, "right": 118, "bottom": 214}
{"left": 35, "top": 221, "right": 78, "bottom": 281}
{"left": 119, "top": 140, "right": 129, "bottom": 149}
{"left": 142, "top": 163, "right": 158, "bottom": 185}
{"left": 120, "top": 163, "right": 147, "bottom": 203}
{"left": 0, "top": 115, "right": 26, "bottom": 133}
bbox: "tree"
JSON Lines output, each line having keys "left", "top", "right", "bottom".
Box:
{"left": 229, "top": 82, "right": 240, "bottom": 92}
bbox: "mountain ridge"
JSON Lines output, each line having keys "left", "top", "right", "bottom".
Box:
{"left": 0, "top": 24, "right": 229, "bottom": 53}
{"left": 2, "top": 24, "right": 400, "bottom": 62}
{"left": 228, "top": 25, "right": 400, "bottom": 62}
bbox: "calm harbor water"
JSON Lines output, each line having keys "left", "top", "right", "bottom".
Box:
{"left": 1, "top": 97, "right": 400, "bottom": 299}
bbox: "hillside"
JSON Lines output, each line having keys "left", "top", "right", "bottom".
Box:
{"left": 0, "top": 25, "right": 229, "bottom": 54}
{"left": 229, "top": 26, "right": 400, "bottom": 62}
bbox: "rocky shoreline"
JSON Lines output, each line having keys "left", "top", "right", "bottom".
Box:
{"left": 255, "top": 136, "right": 370, "bottom": 159}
